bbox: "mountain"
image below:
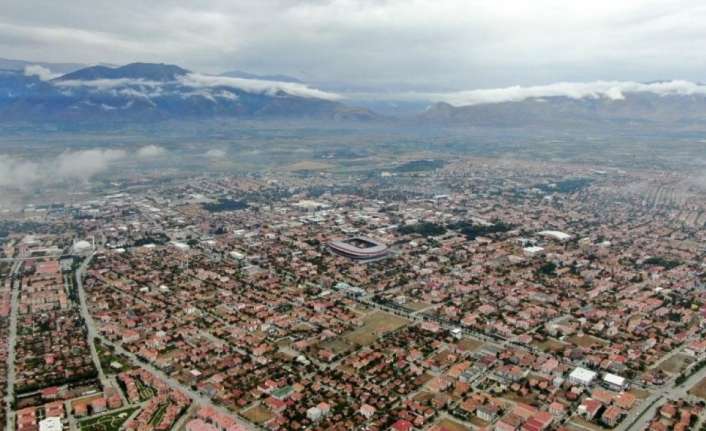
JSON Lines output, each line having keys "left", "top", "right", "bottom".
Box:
{"left": 220, "top": 70, "right": 303, "bottom": 83}
{"left": 418, "top": 93, "right": 706, "bottom": 127}
{"left": 57, "top": 63, "right": 190, "bottom": 82}
{"left": 0, "top": 62, "right": 378, "bottom": 123}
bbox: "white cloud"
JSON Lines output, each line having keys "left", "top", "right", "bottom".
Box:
{"left": 23, "top": 64, "right": 60, "bottom": 81}
{"left": 360, "top": 80, "right": 706, "bottom": 106}
{"left": 136, "top": 145, "right": 167, "bottom": 158}
{"left": 0, "top": 148, "right": 127, "bottom": 189}
{"left": 0, "top": 156, "right": 42, "bottom": 189}
{"left": 55, "top": 78, "right": 163, "bottom": 90}
{"left": 178, "top": 73, "right": 341, "bottom": 100}
{"left": 49, "top": 73, "right": 339, "bottom": 101}
{"left": 56, "top": 149, "right": 127, "bottom": 179}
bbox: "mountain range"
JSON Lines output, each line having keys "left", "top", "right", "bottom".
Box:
{"left": 0, "top": 62, "right": 377, "bottom": 123}
{"left": 2, "top": 58, "right": 706, "bottom": 128}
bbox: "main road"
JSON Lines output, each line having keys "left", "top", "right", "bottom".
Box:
{"left": 4, "top": 260, "right": 23, "bottom": 431}
{"left": 74, "top": 254, "right": 259, "bottom": 431}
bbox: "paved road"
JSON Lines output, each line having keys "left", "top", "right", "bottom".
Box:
{"left": 74, "top": 254, "right": 109, "bottom": 389}
{"left": 74, "top": 254, "right": 258, "bottom": 431}
{"left": 4, "top": 260, "right": 22, "bottom": 431}
{"left": 620, "top": 355, "right": 706, "bottom": 431}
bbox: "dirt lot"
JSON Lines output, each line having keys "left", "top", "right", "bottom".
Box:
{"left": 688, "top": 376, "right": 706, "bottom": 400}
{"left": 242, "top": 404, "right": 275, "bottom": 424}
{"left": 629, "top": 387, "right": 651, "bottom": 400}
{"left": 319, "top": 337, "right": 353, "bottom": 355}
{"left": 532, "top": 338, "right": 568, "bottom": 353}
{"left": 567, "top": 334, "right": 608, "bottom": 348}
{"left": 435, "top": 418, "right": 470, "bottom": 431}
{"left": 456, "top": 337, "right": 484, "bottom": 352}
{"left": 658, "top": 353, "right": 694, "bottom": 375}
{"left": 343, "top": 311, "right": 409, "bottom": 346}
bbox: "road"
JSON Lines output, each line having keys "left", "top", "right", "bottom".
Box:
{"left": 620, "top": 355, "right": 706, "bottom": 431}
{"left": 73, "top": 254, "right": 109, "bottom": 390}
{"left": 74, "top": 254, "right": 258, "bottom": 431}
{"left": 4, "top": 260, "right": 22, "bottom": 431}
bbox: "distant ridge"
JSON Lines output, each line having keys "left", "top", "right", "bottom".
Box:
{"left": 56, "top": 63, "right": 190, "bottom": 82}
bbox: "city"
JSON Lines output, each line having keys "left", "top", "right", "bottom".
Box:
{"left": 0, "top": 156, "right": 704, "bottom": 431}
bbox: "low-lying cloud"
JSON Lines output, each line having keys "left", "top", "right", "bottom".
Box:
{"left": 0, "top": 146, "right": 166, "bottom": 189}
{"left": 384, "top": 80, "right": 706, "bottom": 107}
{"left": 51, "top": 72, "right": 340, "bottom": 101}
{"left": 179, "top": 73, "right": 341, "bottom": 101}
{"left": 24, "top": 64, "right": 60, "bottom": 81}
{"left": 136, "top": 145, "right": 167, "bottom": 158}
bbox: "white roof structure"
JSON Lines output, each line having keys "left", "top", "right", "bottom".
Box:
{"left": 523, "top": 246, "right": 545, "bottom": 255}
{"left": 72, "top": 240, "right": 92, "bottom": 253}
{"left": 569, "top": 367, "right": 597, "bottom": 385}
{"left": 39, "top": 417, "right": 62, "bottom": 431}
{"left": 538, "top": 230, "right": 572, "bottom": 241}
{"left": 603, "top": 373, "right": 626, "bottom": 387}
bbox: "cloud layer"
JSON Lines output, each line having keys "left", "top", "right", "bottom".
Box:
{"left": 0, "top": 146, "right": 162, "bottom": 189}
{"left": 4, "top": 1, "right": 706, "bottom": 90}
{"left": 52, "top": 72, "right": 340, "bottom": 101}
{"left": 351, "top": 80, "right": 706, "bottom": 106}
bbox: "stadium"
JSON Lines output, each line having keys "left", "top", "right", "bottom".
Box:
{"left": 327, "top": 237, "right": 390, "bottom": 261}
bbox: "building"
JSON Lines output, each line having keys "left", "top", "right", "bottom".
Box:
{"left": 38, "top": 417, "right": 62, "bottom": 431}
{"left": 569, "top": 367, "right": 597, "bottom": 386}
{"left": 328, "top": 237, "right": 389, "bottom": 261}
{"left": 602, "top": 373, "right": 627, "bottom": 391}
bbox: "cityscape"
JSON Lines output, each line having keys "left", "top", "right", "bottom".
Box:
{"left": 0, "top": 155, "right": 704, "bottom": 431}
{"left": 2, "top": 1, "right": 706, "bottom": 431}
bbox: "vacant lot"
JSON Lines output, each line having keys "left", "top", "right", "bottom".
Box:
{"left": 532, "top": 338, "right": 568, "bottom": 353}
{"left": 242, "top": 404, "right": 275, "bottom": 424}
{"left": 435, "top": 418, "right": 470, "bottom": 431}
{"left": 658, "top": 353, "right": 693, "bottom": 375}
{"left": 318, "top": 337, "right": 353, "bottom": 355}
{"left": 456, "top": 337, "right": 484, "bottom": 352}
{"left": 567, "top": 334, "right": 608, "bottom": 348}
{"left": 343, "top": 311, "right": 408, "bottom": 346}
{"left": 688, "top": 376, "right": 706, "bottom": 400}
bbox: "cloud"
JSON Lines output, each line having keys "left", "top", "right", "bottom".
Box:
{"left": 136, "top": 145, "right": 167, "bottom": 158}
{"left": 358, "top": 80, "right": 706, "bottom": 106}
{"left": 205, "top": 149, "right": 226, "bottom": 158}
{"left": 0, "top": 149, "right": 128, "bottom": 189}
{"left": 55, "top": 78, "right": 163, "bottom": 90}
{"left": 179, "top": 73, "right": 341, "bottom": 101}
{"left": 55, "top": 149, "right": 127, "bottom": 179}
{"left": 0, "top": 156, "right": 43, "bottom": 189}
{"left": 5, "top": 1, "right": 706, "bottom": 91}
{"left": 23, "top": 64, "right": 60, "bottom": 81}
{"left": 50, "top": 72, "right": 339, "bottom": 101}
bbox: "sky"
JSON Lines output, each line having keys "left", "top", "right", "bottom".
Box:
{"left": 2, "top": 0, "right": 706, "bottom": 92}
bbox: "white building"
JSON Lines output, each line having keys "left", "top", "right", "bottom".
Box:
{"left": 39, "top": 417, "right": 62, "bottom": 431}
{"left": 603, "top": 373, "right": 627, "bottom": 390}
{"left": 307, "top": 407, "right": 322, "bottom": 421}
{"left": 569, "top": 367, "right": 597, "bottom": 386}
{"left": 538, "top": 230, "right": 572, "bottom": 241}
